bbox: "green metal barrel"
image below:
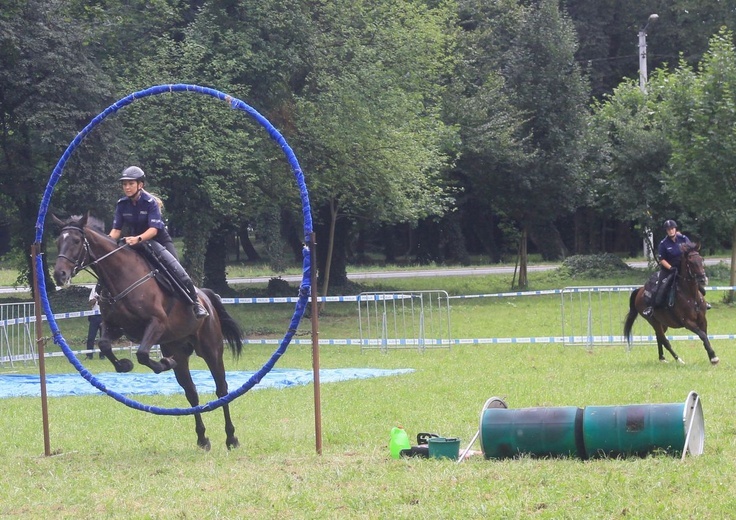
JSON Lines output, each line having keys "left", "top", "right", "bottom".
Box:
{"left": 582, "top": 391, "right": 704, "bottom": 458}
{"left": 480, "top": 406, "right": 584, "bottom": 459}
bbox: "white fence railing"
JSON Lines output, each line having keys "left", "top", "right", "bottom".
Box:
{"left": 3, "top": 285, "right": 735, "bottom": 364}
{"left": 357, "top": 291, "right": 452, "bottom": 352}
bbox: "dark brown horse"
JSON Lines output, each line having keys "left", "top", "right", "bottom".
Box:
{"left": 623, "top": 243, "right": 719, "bottom": 365}
{"left": 52, "top": 214, "right": 244, "bottom": 449}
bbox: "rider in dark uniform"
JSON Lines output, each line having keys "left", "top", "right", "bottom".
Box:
{"left": 642, "top": 219, "right": 709, "bottom": 316}
{"left": 109, "top": 166, "right": 209, "bottom": 319}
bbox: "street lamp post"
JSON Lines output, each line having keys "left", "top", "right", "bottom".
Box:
{"left": 639, "top": 14, "right": 658, "bottom": 260}
{"left": 638, "top": 13, "right": 659, "bottom": 93}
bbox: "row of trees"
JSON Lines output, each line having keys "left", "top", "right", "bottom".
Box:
{"left": 2, "top": 0, "right": 736, "bottom": 292}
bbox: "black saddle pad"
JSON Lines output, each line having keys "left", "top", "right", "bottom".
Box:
{"left": 643, "top": 273, "right": 660, "bottom": 302}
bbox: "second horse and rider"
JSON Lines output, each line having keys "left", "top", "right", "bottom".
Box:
{"left": 642, "top": 219, "right": 710, "bottom": 317}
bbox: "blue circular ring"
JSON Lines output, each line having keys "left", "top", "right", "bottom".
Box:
{"left": 34, "top": 84, "right": 313, "bottom": 415}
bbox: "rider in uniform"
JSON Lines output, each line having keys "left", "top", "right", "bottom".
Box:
{"left": 108, "top": 166, "right": 209, "bottom": 319}
{"left": 642, "top": 219, "right": 709, "bottom": 316}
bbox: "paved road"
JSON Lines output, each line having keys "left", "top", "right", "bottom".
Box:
{"left": 224, "top": 258, "right": 729, "bottom": 285}
{"left": 2, "top": 258, "right": 728, "bottom": 293}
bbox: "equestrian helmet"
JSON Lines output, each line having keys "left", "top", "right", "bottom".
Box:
{"left": 119, "top": 166, "right": 145, "bottom": 182}
{"left": 663, "top": 219, "right": 677, "bottom": 230}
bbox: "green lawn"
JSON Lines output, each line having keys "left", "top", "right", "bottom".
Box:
{"left": 1, "top": 267, "right": 735, "bottom": 518}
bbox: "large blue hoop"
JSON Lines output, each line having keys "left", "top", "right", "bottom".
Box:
{"left": 34, "top": 84, "right": 313, "bottom": 415}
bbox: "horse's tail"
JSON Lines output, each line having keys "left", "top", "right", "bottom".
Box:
{"left": 622, "top": 288, "right": 639, "bottom": 346}
{"left": 202, "top": 288, "right": 244, "bottom": 358}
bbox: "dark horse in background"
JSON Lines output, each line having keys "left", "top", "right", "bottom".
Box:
{"left": 623, "top": 242, "right": 719, "bottom": 365}
{"left": 52, "top": 214, "right": 244, "bottom": 449}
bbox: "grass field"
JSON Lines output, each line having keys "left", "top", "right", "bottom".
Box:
{"left": 1, "top": 267, "right": 735, "bottom": 518}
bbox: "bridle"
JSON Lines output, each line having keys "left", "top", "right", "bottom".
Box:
{"left": 681, "top": 249, "right": 707, "bottom": 288}
{"left": 57, "top": 224, "right": 158, "bottom": 304}
{"left": 57, "top": 225, "right": 92, "bottom": 278}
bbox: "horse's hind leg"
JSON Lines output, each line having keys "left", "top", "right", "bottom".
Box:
{"left": 171, "top": 355, "right": 210, "bottom": 450}
{"left": 655, "top": 328, "right": 683, "bottom": 364}
{"left": 221, "top": 403, "right": 239, "bottom": 450}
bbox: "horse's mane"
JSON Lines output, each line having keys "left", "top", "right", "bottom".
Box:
{"left": 681, "top": 242, "right": 700, "bottom": 255}
{"left": 87, "top": 215, "right": 105, "bottom": 233}
{"left": 62, "top": 214, "right": 106, "bottom": 234}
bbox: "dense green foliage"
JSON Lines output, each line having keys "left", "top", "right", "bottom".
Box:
{"left": 559, "top": 253, "right": 634, "bottom": 278}
{"left": 2, "top": 0, "right": 736, "bottom": 293}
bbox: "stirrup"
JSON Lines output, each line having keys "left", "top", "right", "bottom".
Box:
{"left": 193, "top": 302, "right": 209, "bottom": 319}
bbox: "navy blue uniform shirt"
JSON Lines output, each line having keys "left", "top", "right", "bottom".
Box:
{"left": 112, "top": 190, "right": 173, "bottom": 248}
{"left": 658, "top": 233, "right": 691, "bottom": 269}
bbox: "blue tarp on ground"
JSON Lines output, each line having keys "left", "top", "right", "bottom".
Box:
{"left": 0, "top": 368, "right": 414, "bottom": 398}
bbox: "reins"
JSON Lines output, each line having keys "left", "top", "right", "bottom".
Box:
{"left": 679, "top": 250, "right": 702, "bottom": 287}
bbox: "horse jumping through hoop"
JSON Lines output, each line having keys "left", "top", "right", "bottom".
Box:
{"left": 52, "top": 213, "right": 244, "bottom": 449}
{"left": 623, "top": 242, "right": 719, "bottom": 365}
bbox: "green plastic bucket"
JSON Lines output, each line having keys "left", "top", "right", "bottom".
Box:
{"left": 428, "top": 437, "right": 461, "bottom": 460}
{"left": 480, "top": 406, "right": 584, "bottom": 459}
{"left": 582, "top": 391, "right": 704, "bottom": 458}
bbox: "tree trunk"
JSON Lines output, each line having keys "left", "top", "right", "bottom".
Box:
{"left": 238, "top": 224, "right": 261, "bottom": 261}
{"left": 573, "top": 209, "right": 583, "bottom": 254}
{"left": 319, "top": 199, "right": 338, "bottom": 310}
{"left": 280, "top": 209, "right": 306, "bottom": 263}
{"left": 518, "top": 226, "right": 528, "bottom": 289}
{"left": 728, "top": 225, "right": 736, "bottom": 303}
{"left": 203, "top": 226, "right": 229, "bottom": 293}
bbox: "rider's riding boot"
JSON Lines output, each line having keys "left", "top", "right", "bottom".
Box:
{"left": 642, "top": 307, "right": 653, "bottom": 317}
{"left": 183, "top": 279, "right": 209, "bottom": 319}
{"left": 193, "top": 301, "right": 209, "bottom": 319}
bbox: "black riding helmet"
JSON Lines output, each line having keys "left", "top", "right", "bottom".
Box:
{"left": 663, "top": 219, "right": 677, "bottom": 230}
{"left": 119, "top": 166, "right": 145, "bottom": 183}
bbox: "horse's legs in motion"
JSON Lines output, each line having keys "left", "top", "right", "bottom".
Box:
{"left": 650, "top": 321, "right": 683, "bottom": 364}
{"left": 135, "top": 318, "right": 177, "bottom": 374}
{"left": 169, "top": 349, "right": 211, "bottom": 450}
{"left": 199, "top": 339, "right": 240, "bottom": 450}
{"left": 690, "top": 326, "right": 719, "bottom": 365}
{"left": 98, "top": 325, "right": 134, "bottom": 373}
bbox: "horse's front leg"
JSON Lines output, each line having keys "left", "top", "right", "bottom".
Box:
{"left": 99, "top": 324, "right": 134, "bottom": 373}
{"left": 135, "top": 319, "right": 176, "bottom": 374}
{"left": 170, "top": 352, "right": 210, "bottom": 450}
{"left": 690, "top": 326, "right": 719, "bottom": 365}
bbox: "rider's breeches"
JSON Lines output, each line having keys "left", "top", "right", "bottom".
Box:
{"left": 144, "top": 241, "right": 198, "bottom": 304}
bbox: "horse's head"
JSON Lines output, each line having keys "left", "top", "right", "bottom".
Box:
{"left": 681, "top": 242, "right": 708, "bottom": 289}
{"left": 52, "top": 213, "right": 90, "bottom": 285}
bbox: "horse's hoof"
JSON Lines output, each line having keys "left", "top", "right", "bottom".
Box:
{"left": 710, "top": 357, "right": 720, "bottom": 365}
{"left": 677, "top": 358, "right": 686, "bottom": 365}
{"left": 227, "top": 437, "right": 240, "bottom": 450}
{"left": 659, "top": 358, "right": 668, "bottom": 363}
{"left": 115, "top": 358, "right": 135, "bottom": 373}
{"left": 198, "top": 438, "right": 211, "bottom": 451}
